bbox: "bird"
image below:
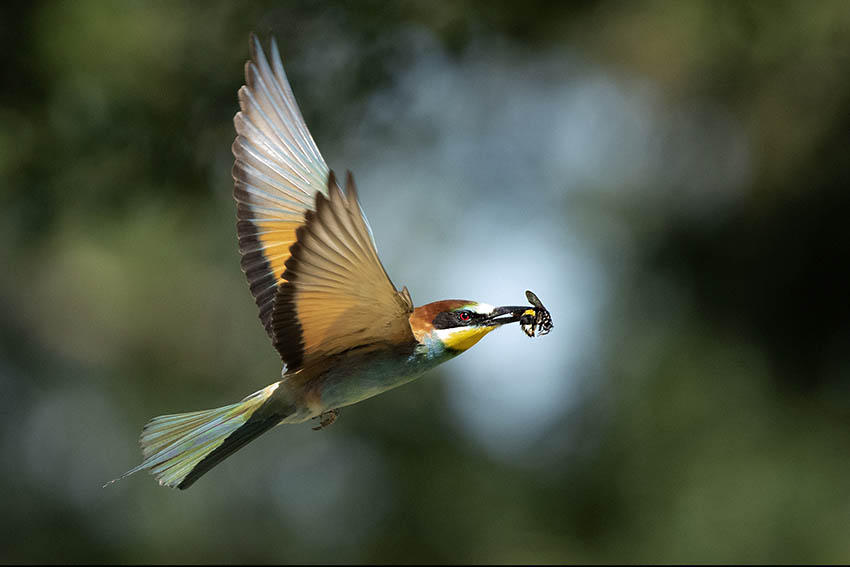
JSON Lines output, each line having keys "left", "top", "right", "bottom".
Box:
{"left": 107, "top": 34, "right": 552, "bottom": 490}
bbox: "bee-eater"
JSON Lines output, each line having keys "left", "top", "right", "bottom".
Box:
{"left": 109, "top": 34, "right": 552, "bottom": 490}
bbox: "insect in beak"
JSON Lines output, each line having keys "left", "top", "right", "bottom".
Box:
{"left": 519, "top": 290, "right": 553, "bottom": 338}
{"left": 484, "top": 290, "right": 553, "bottom": 337}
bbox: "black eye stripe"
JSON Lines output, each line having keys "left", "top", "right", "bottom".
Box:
{"left": 433, "top": 310, "right": 479, "bottom": 329}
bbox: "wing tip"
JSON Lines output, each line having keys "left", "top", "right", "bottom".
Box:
{"left": 249, "top": 31, "right": 263, "bottom": 61}
{"left": 344, "top": 170, "right": 359, "bottom": 200}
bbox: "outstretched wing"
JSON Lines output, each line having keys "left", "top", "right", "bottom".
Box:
{"left": 232, "top": 34, "right": 329, "bottom": 337}
{"left": 232, "top": 35, "right": 413, "bottom": 371}
{"left": 272, "top": 172, "right": 414, "bottom": 371}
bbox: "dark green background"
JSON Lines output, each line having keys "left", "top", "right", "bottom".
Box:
{"left": 2, "top": 1, "right": 850, "bottom": 563}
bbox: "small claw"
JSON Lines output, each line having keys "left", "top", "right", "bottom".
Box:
{"left": 312, "top": 409, "right": 339, "bottom": 430}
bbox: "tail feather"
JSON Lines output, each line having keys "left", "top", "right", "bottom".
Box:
{"left": 176, "top": 414, "right": 280, "bottom": 490}
{"left": 105, "top": 383, "right": 282, "bottom": 489}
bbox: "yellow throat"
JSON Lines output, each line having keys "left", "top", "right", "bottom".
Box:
{"left": 436, "top": 326, "right": 498, "bottom": 351}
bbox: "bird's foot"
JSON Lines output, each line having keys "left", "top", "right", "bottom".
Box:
{"left": 312, "top": 409, "right": 339, "bottom": 430}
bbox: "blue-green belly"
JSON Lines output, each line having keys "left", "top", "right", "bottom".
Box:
{"left": 318, "top": 350, "right": 450, "bottom": 410}
{"left": 282, "top": 340, "right": 457, "bottom": 423}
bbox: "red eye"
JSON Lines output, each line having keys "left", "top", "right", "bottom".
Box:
{"left": 459, "top": 311, "right": 471, "bottom": 322}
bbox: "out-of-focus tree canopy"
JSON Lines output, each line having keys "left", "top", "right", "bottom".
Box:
{"left": 2, "top": 1, "right": 849, "bottom": 563}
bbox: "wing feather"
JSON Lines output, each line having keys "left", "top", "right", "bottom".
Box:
{"left": 232, "top": 35, "right": 330, "bottom": 337}
{"left": 232, "top": 35, "right": 413, "bottom": 370}
{"left": 271, "top": 173, "right": 413, "bottom": 371}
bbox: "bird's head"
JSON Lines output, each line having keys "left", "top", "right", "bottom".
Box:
{"left": 409, "top": 299, "right": 532, "bottom": 353}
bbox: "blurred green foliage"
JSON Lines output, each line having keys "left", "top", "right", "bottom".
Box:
{"left": 2, "top": 0, "right": 850, "bottom": 563}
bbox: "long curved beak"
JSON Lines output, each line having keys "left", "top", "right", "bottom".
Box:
{"left": 483, "top": 306, "right": 532, "bottom": 326}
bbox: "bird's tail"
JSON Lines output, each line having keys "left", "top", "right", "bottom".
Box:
{"left": 105, "top": 382, "right": 284, "bottom": 490}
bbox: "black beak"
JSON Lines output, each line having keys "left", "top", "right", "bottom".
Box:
{"left": 484, "top": 305, "right": 531, "bottom": 326}
{"left": 483, "top": 291, "right": 553, "bottom": 337}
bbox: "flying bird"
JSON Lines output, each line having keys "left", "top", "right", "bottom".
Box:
{"left": 109, "top": 34, "right": 552, "bottom": 490}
